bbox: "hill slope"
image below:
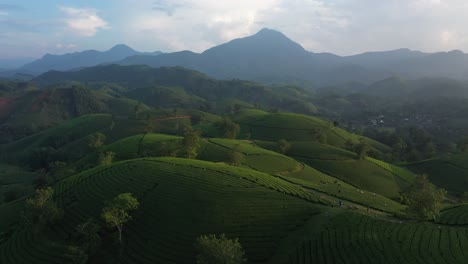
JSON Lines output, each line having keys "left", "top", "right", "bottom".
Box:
{"left": 0, "top": 158, "right": 322, "bottom": 263}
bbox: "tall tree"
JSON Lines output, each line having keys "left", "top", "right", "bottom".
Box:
{"left": 75, "top": 218, "right": 101, "bottom": 254}
{"left": 228, "top": 144, "right": 244, "bottom": 165}
{"left": 403, "top": 175, "right": 446, "bottom": 220}
{"left": 218, "top": 118, "right": 240, "bottom": 139}
{"left": 180, "top": 127, "right": 201, "bottom": 159}
{"left": 354, "top": 138, "right": 371, "bottom": 160}
{"left": 101, "top": 193, "right": 139, "bottom": 245}
{"left": 195, "top": 234, "right": 246, "bottom": 264}
{"left": 25, "top": 187, "right": 63, "bottom": 234}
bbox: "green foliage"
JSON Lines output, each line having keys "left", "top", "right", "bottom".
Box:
{"left": 218, "top": 118, "right": 240, "bottom": 139}
{"left": 24, "top": 187, "right": 63, "bottom": 233}
{"left": 181, "top": 127, "right": 201, "bottom": 159}
{"left": 403, "top": 175, "right": 446, "bottom": 220}
{"left": 228, "top": 145, "right": 244, "bottom": 165}
{"left": 195, "top": 234, "right": 246, "bottom": 264}
{"left": 276, "top": 139, "right": 291, "bottom": 154}
{"left": 75, "top": 218, "right": 101, "bottom": 254}
{"left": 88, "top": 132, "right": 106, "bottom": 150}
{"left": 98, "top": 151, "right": 115, "bottom": 166}
{"left": 101, "top": 193, "right": 139, "bottom": 244}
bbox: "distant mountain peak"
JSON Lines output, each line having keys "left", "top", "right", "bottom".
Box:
{"left": 109, "top": 44, "right": 136, "bottom": 53}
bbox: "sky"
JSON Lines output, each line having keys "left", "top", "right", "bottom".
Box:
{"left": 1, "top": 0, "right": 468, "bottom": 60}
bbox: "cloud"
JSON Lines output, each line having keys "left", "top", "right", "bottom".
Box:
{"left": 55, "top": 43, "right": 78, "bottom": 49}
{"left": 152, "top": 0, "right": 185, "bottom": 16}
{"left": 60, "top": 6, "right": 109, "bottom": 37}
{"left": 117, "top": 0, "right": 468, "bottom": 55}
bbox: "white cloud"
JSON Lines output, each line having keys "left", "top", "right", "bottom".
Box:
{"left": 60, "top": 6, "right": 109, "bottom": 37}
{"left": 0, "top": 11, "right": 8, "bottom": 16}
{"left": 117, "top": 0, "right": 468, "bottom": 55}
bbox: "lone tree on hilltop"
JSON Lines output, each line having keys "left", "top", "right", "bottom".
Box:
{"left": 25, "top": 187, "right": 63, "bottom": 234}
{"left": 403, "top": 175, "right": 446, "bottom": 220}
{"left": 101, "top": 193, "right": 139, "bottom": 245}
{"left": 195, "top": 234, "right": 247, "bottom": 264}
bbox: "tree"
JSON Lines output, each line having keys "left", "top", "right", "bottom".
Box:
{"left": 403, "top": 175, "right": 446, "bottom": 220}
{"left": 99, "top": 151, "right": 115, "bottom": 166}
{"left": 310, "top": 128, "right": 327, "bottom": 144}
{"left": 218, "top": 118, "right": 240, "bottom": 139}
{"left": 228, "top": 145, "right": 244, "bottom": 165}
{"left": 354, "top": 138, "right": 370, "bottom": 160}
{"left": 101, "top": 193, "right": 139, "bottom": 245}
{"left": 277, "top": 139, "right": 291, "bottom": 154}
{"left": 88, "top": 132, "right": 106, "bottom": 150}
{"left": 75, "top": 218, "right": 101, "bottom": 254}
{"left": 25, "top": 187, "right": 63, "bottom": 234}
{"left": 195, "top": 234, "right": 247, "bottom": 264}
{"left": 180, "top": 127, "right": 201, "bottom": 159}
{"left": 457, "top": 137, "right": 468, "bottom": 153}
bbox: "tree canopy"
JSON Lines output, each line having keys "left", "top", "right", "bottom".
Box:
{"left": 101, "top": 193, "right": 139, "bottom": 244}
{"left": 403, "top": 175, "right": 446, "bottom": 220}
{"left": 25, "top": 187, "right": 63, "bottom": 234}
{"left": 195, "top": 234, "right": 246, "bottom": 264}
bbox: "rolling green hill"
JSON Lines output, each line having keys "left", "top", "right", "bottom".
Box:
{"left": 257, "top": 140, "right": 414, "bottom": 200}
{"left": 234, "top": 111, "right": 390, "bottom": 153}
{"left": 0, "top": 158, "right": 323, "bottom": 263}
{"left": 0, "top": 86, "right": 149, "bottom": 143}
{"left": 104, "top": 134, "right": 405, "bottom": 214}
{"left": 438, "top": 204, "right": 468, "bottom": 225}
{"left": 290, "top": 212, "right": 468, "bottom": 264}
{"left": 405, "top": 153, "right": 468, "bottom": 195}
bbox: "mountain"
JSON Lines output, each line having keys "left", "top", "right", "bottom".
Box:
{"left": 117, "top": 28, "right": 468, "bottom": 86}
{"left": 119, "top": 28, "right": 345, "bottom": 85}
{"left": 0, "top": 57, "right": 35, "bottom": 69}
{"left": 19, "top": 44, "right": 162, "bottom": 74}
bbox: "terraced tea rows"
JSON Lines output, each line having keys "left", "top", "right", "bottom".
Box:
{"left": 438, "top": 205, "right": 468, "bottom": 225}
{"left": 290, "top": 212, "right": 468, "bottom": 264}
{"left": 366, "top": 157, "right": 416, "bottom": 184}
{"left": 284, "top": 165, "right": 405, "bottom": 214}
{"left": 1, "top": 158, "right": 323, "bottom": 263}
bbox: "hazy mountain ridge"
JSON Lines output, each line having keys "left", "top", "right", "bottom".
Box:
{"left": 18, "top": 44, "right": 162, "bottom": 74}
{"left": 117, "top": 28, "right": 468, "bottom": 86}
{"left": 3, "top": 28, "right": 468, "bottom": 86}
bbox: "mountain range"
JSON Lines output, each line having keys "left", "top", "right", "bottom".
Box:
{"left": 3, "top": 45, "right": 161, "bottom": 75}
{"left": 3, "top": 28, "right": 468, "bottom": 86}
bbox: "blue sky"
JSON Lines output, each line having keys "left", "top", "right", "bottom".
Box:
{"left": 1, "top": 0, "right": 468, "bottom": 60}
